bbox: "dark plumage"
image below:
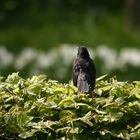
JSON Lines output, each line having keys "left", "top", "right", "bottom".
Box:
{"left": 73, "top": 46, "right": 96, "bottom": 94}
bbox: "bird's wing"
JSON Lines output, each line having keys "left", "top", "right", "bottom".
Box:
{"left": 72, "top": 59, "right": 79, "bottom": 86}
{"left": 88, "top": 58, "right": 96, "bottom": 89}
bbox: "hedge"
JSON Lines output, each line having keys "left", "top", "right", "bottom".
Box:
{"left": 0, "top": 73, "right": 140, "bottom": 140}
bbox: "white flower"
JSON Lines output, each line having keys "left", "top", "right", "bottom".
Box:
{"left": 37, "top": 49, "right": 57, "bottom": 68}
{"left": 0, "top": 46, "right": 13, "bottom": 67}
{"left": 95, "top": 45, "right": 118, "bottom": 71}
{"left": 15, "top": 48, "right": 37, "bottom": 69}
{"left": 119, "top": 48, "right": 140, "bottom": 67}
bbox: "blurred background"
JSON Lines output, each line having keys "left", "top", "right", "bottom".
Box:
{"left": 0, "top": 0, "right": 140, "bottom": 82}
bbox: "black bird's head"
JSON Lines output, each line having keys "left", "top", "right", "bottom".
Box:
{"left": 77, "top": 46, "right": 89, "bottom": 58}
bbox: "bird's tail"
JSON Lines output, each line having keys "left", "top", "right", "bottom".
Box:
{"left": 77, "top": 79, "right": 89, "bottom": 93}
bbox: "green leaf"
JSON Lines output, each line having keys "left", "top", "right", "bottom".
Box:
{"left": 5, "top": 72, "right": 21, "bottom": 84}
{"left": 133, "top": 81, "right": 140, "bottom": 85}
{"left": 31, "top": 121, "right": 56, "bottom": 132}
{"left": 58, "top": 96, "right": 76, "bottom": 107}
{"left": 56, "top": 127, "right": 71, "bottom": 133}
{"left": 76, "top": 103, "right": 94, "bottom": 110}
{"left": 109, "top": 112, "right": 124, "bottom": 122}
{"left": 135, "top": 93, "right": 140, "bottom": 99}
{"left": 19, "top": 129, "right": 37, "bottom": 139}
{"left": 95, "top": 109, "right": 107, "bottom": 115}
{"left": 17, "top": 112, "right": 33, "bottom": 128}
{"left": 81, "top": 111, "right": 93, "bottom": 126}
{"left": 96, "top": 74, "right": 108, "bottom": 81}
{"left": 134, "top": 123, "right": 140, "bottom": 130}
{"left": 4, "top": 113, "right": 21, "bottom": 133}
{"left": 99, "top": 85, "right": 112, "bottom": 91}
{"left": 28, "top": 83, "right": 42, "bottom": 94}
{"left": 28, "top": 75, "right": 47, "bottom": 84}
{"left": 0, "top": 76, "right": 4, "bottom": 82}
{"left": 59, "top": 110, "right": 76, "bottom": 118}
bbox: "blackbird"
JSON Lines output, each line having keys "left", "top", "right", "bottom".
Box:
{"left": 73, "top": 46, "right": 96, "bottom": 94}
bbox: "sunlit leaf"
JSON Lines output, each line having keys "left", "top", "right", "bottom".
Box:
{"left": 19, "top": 129, "right": 37, "bottom": 139}
{"left": 81, "top": 111, "right": 93, "bottom": 126}
{"left": 133, "top": 81, "right": 140, "bottom": 85}
{"left": 99, "top": 85, "right": 112, "bottom": 91}
{"left": 135, "top": 93, "right": 140, "bottom": 99}
{"left": 17, "top": 112, "right": 33, "bottom": 128}
{"left": 134, "top": 123, "right": 140, "bottom": 130}
{"left": 58, "top": 96, "right": 76, "bottom": 107}
{"left": 96, "top": 74, "right": 108, "bottom": 81}
{"left": 5, "top": 72, "right": 21, "bottom": 84}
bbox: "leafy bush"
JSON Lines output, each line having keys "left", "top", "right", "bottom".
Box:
{"left": 0, "top": 73, "right": 140, "bottom": 140}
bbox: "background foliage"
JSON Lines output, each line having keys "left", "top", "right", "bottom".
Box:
{"left": 0, "top": 0, "right": 140, "bottom": 81}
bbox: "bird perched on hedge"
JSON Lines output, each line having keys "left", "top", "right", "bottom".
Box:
{"left": 73, "top": 46, "right": 96, "bottom": 94}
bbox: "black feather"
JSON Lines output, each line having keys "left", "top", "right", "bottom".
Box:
{"left": 73, "top": 46, "right": 96, "bottom": 94}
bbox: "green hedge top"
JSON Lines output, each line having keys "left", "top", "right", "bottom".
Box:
{"left": 0, "top": 73, "right": 140, "bottom": 140}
